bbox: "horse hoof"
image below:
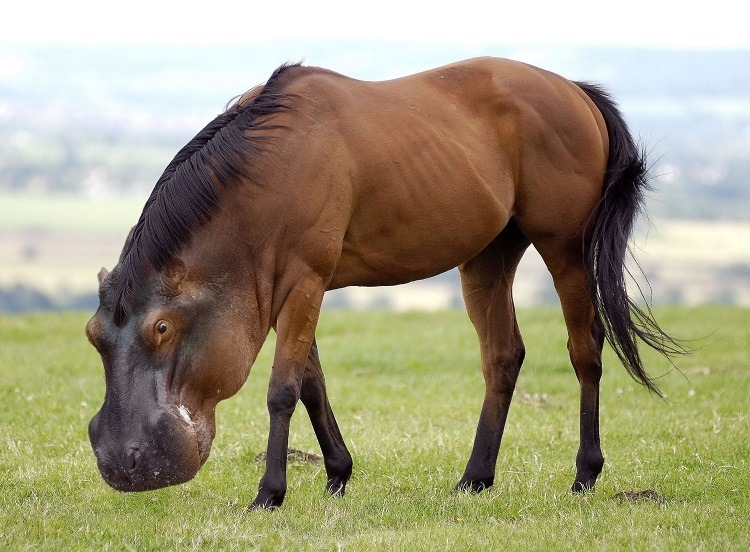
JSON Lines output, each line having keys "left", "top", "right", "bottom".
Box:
{"left": 326, "top": 478, "right": 348, "bottom": 497}
{"left": 454, "top": 477, "right": 493, "bottom": 494}
{"left": 571, "top": 479, "right": 596, "bottom": 494}
{"left": 248, "top": 491, "right": 285, "bottom": 511}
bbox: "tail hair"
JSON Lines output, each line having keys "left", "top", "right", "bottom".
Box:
{"left": 576, "top": 82, "right": 685, "bottom": 395}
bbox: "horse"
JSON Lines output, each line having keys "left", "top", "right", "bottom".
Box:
{"left": 86, "top": 57, "right": 680, "bottom": 509}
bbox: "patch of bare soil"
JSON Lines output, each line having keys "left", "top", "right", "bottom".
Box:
{"left": 254, "top": 448, "right": 323, "bottom": 464}
{"left": 610, "top": 490, "right": 667, "bottom": 505}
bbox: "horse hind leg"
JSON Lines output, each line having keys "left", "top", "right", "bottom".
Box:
{"left": 456, "top": 221, "right": 530, "bottom": 493}
{"left": 534, "top": 237, "right": 605, "bottom": 492}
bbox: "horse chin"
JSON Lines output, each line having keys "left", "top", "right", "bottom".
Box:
{"left": 98, "top": 441, "right": 202, "bottom": 493}
{"left": 103, "top": 464, "right": 199, "bottom": 493}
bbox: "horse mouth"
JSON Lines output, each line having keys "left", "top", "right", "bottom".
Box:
{"left": 173, "top": 403, "right": 213, "bottom": 468}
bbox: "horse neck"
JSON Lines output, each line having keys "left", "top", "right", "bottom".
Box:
{"left": 179, "top": 203, "right": 274, "bottom": 351}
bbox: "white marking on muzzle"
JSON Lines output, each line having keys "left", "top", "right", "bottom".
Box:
{"left": 177, "top": 404, "right": 194, "bottom": 428}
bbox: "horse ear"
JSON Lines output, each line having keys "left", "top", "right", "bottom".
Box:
{"left": 162, "top": 258, "right": 188, "bottom": 296}
{"left": 97, "top": 267, "right": 110, "bottom": 286}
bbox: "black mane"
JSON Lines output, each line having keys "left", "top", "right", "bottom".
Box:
{"left": 112, "top": 63, "right": 299, "bottom": 324}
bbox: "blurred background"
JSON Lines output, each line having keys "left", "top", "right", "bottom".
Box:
{"left": 1, "top": 0, "right": 749, "bottom": 312}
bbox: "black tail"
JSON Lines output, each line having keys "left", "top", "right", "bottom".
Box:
{"left": 576, "top": 82, "right": 684, "bottom": 396}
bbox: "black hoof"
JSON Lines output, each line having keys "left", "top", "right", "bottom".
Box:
{"left": 326, "top": 477, "right": 348, "bottom": 497}
{"left": 454, "top": 477, "right": 493, "bottom": 494}
{"left": 571, "top": 478, "right": 596, "bottom": 494}
{"left": 324, "top": 456, "right": 352, "bottom": 497}
{"left": 248, "top": 490, "right": 285, "bottom": 511}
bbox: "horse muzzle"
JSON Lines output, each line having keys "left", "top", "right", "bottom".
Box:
{"left": 89, "top": 407, "right": 202, "bottom": 492}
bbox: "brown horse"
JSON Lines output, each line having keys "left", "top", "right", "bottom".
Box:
{"left": 86, "top": 57, "right": 679, "bottom": 509}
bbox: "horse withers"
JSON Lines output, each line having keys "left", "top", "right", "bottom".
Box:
{"left": 86, "top": 57, "right": 679, "bottom": 508}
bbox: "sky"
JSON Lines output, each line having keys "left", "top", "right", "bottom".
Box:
{"left": 2, "top": 0, "right": 748, "bottom": 49}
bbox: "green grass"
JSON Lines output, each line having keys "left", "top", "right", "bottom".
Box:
{"left": 1, "top": 307, "right": 748, "bottom": 550}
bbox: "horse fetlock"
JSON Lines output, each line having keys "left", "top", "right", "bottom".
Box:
{"left": 325, "top": 446, "right": 353, "bottom": 472}
{"left": 325, "top": 453, "right": 353, "bottom": 493}
{"left": 576, "top": 448, "right": 604, "bottom": 477}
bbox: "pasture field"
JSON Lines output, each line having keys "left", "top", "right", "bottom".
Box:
{"left": 0, "top": 307, "right": 748, "bottom": 550}
{"left": 3, "top": 191, "right": 750, "bottom": 306}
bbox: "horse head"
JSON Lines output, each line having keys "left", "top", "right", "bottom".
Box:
{"left": 86, "top": 256, "right": 258, "bottom": 491}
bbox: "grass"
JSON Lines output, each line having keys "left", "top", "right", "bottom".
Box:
{"left": 1, "top": 307, "right": 748, "bottom": 550}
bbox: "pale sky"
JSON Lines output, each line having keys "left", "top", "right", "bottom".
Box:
{"left": 1, "top": 0, "right": 748, "bottom": 49}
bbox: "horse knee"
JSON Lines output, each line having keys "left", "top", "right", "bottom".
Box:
{"left": 267, "top": 382, "right": 299, "bottom": 415}
{"left": 516, "top": 341, "right": 526, "bottom": 366}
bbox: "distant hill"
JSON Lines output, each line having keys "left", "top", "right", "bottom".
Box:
{"left": 1, "top": 42, "right": 749, "bottom": 219}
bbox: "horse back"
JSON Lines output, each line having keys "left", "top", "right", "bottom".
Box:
{"left": 257, "top": 58, "right": 608, "bottom": 288}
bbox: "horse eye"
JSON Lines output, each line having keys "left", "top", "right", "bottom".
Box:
{"left": 157, "top": 322, "right": 168, "bottom": 335}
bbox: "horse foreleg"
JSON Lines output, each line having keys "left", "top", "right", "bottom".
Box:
{"left": 300, "top": 338, "right": 353, "bottom": 496}
{"left": 250, "top": 273, "right": 325, "bottom": 510}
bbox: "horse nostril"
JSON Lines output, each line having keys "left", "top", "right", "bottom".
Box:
{"left": 124, "top": 445, "right": 141, "bottom": 473}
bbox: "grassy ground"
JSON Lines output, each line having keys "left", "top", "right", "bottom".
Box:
{"left": 1, "top": 307, "right": 748, "bottom": 550}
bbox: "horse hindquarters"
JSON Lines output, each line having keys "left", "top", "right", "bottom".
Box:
{"left": 521, "top": 82, "right": 673, "bottom": 492}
